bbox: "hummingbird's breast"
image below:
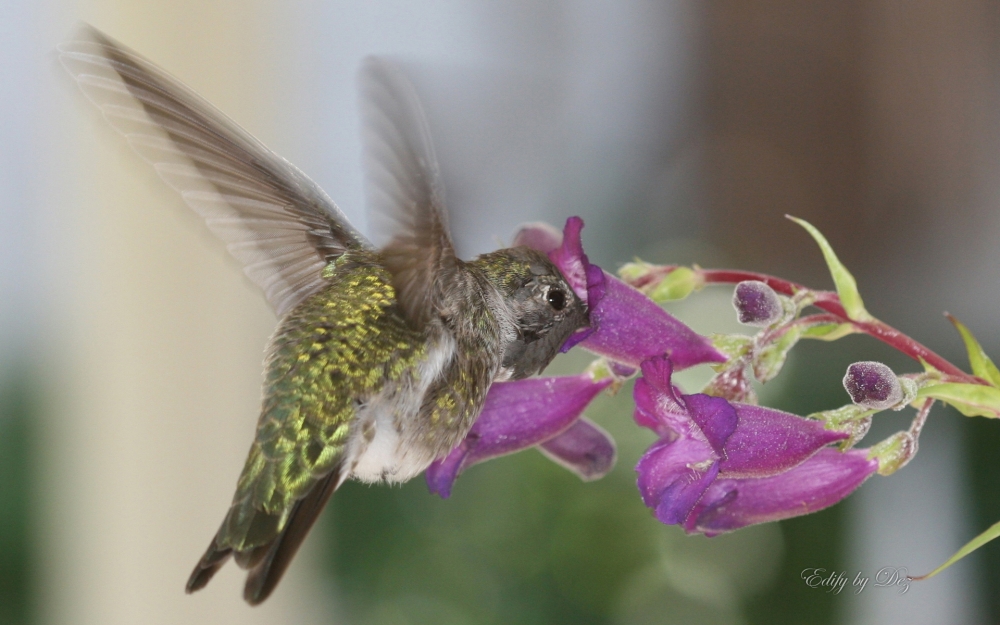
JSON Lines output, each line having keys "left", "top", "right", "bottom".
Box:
{"left": 345, "top": 265, "right": 511, "bottom": 483}
{"left": 347, "top": 329, "right": 458, "bottom": 483}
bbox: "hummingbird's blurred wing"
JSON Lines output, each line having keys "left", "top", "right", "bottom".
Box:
{"left": 359, "top": 57, "right": 456, "bottom": 328}
{"left": 59, "top": 25, "right": 372, "bottom": 318}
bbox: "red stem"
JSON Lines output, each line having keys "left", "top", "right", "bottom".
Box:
{"left": 698, "top": 269, "right": 977, "bottom": 383}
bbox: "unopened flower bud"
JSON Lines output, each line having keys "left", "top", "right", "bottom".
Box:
{"left": 843, "top": 361, "right": 903, "bottom": 410}
{"left": 733, "top": 280, "right": 783, "bottom": 327}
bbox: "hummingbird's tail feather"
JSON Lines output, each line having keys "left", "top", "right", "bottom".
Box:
{"left": 185, "top": 541, "right": 233, "bottom": 593}
{"left": 184, "top": 462, "right": 345, "bottom": 603}
{"left": 243, "top": 466, "right": 344, "bottom": 605}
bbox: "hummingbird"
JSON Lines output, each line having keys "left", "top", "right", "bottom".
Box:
{"left": 59, "top": 26, "right": 588, "bottom": 604}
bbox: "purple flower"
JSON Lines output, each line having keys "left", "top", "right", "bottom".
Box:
{"left": 633, "top": 356, "right": 876, "bottom": 533}
{"left": 514, "top": 219, "right": 727, "bottom": 369}
{"left": 426, "top": 373, "right": 614, "bottom": 498}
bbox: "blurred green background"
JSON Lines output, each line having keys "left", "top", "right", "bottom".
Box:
{"left": 4, "top": 1, "right": 1000, "bottom": 624}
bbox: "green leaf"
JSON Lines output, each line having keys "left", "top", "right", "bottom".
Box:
{"left": 916, "top": 382, "right": 1000, "bottom": 418}
{"left": 946, "top": 313, "right": 1000, "bottom": 387}
{"left": 787, "top": 216, "right": 872, "bottom": 322}
{"left": 911, "top": 518, "right": 1000, "bottom": 581}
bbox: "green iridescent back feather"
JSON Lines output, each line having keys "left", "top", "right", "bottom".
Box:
{"left": 218, "top": 251, "right": 426, "bottom": 553}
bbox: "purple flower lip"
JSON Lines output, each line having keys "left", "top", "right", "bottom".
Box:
{"left": 511, "top": 221, "right": 563, "bottom": 255}
{"left": 513, "top": 218, "right": 727, "bottom": 369}
{"left": 426, "top": 372, "right": 614, "bottom": 498}
{"left": 688, "top": 447, "right": 878, "bottom": 535}
{"left": 634, "top": 356, "right": 875, "bottom": 533}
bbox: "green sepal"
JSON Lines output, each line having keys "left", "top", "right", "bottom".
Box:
{"left": 709, "top": 334, "right": 753, "bottom": 367}
{"left": 754, "top": 325, "right": 803, "bottom": 384}
{"left": 617, "top": 259, "right": 657, "bottom": 284}
{"left": 867, "top": 431, "right": 915, "bottom": 476}
{"left": 916, "top": 382, "right": 1000, "bottom": 418}
{"left": 808, "top": 404, "right": 873, "bottom": 449}
{"left": 646, "top": 266, "right": 702, "bottom": 302}
{"left": 911, "top": 518, "right": 1000, "bottom": 581}
{"left": 584, "top": 357, "right": 615, "bottom": 382}
{"left": 616, "top": 262, "right": 703, "bottom": 302}
{"left": 897, "top": 377, "right": 919, "bottom": 408}
{"left": 584, "top": 357, "right": 629, "bottom": 396}
{"left": 787, "top": 216, "right": 872, "bottom": 322}
{"left": 809, "top": 404, "right": 872, "bottom": 424}
{"left": 946, "top": 313, "right": 1000, "bottom": 387}
{"left": 800, "top": 322, "right": 856, "bottom": 341}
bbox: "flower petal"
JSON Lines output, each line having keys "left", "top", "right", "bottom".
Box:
{"left": 512, "top": 221, "right": 562, "bottom": 254}
{"left": 635, "top": 435, "right": 719, "bottom": 524}
{"left": 581, "top": 274, "right": 727, "bottom": 369}
{"left": 635, "top": 356, "right": 846, "bottom": 479}
{"left": 633, "top": 357, "right": 689, "bottom": 437}
{"left": 425, "top": 373, "right": 611, "bottom": 498}
{"left": 547, "top": 216, "right": 593, "bottom": 303}
{"left": 516, "top": 218, "right": 725, "bottom": 368}
{"left": 538, "top": 417, "right": 617, "bottom": 481}
{"left": 682, "top": 393, "right": 739, "bottom": 457}
{"left": 719, "top": 404, "right": 848, "bottom": 478}
{"left": 687, "top": 448, "right": 878, "bottom": 534}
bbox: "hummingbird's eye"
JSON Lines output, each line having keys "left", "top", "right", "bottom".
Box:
{"left": 546, "top": 288, "right": 567, "bottom": 311}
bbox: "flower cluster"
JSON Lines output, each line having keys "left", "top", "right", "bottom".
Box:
{"left": 633, "top": 357, "right": 876, "bottom": 534}
{"left": 427, "top": 213, "right": 1000, "bottom": 578}
{"left": 425, "top": 216, "right": 913, "bottom": 537}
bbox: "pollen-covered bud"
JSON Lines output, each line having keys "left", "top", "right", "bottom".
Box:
{"left": 843, "top": 361, "right": 903, "bottom": 410}
{"left": 733, "top": 280, "right": 783, "bottom": 327}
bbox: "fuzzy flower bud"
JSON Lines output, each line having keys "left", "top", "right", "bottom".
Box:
{"left": 733, "top": 280, "right": 783, "bottom": 327}
{"left": 843, "top": 361, "right": 903, "bottom": 410}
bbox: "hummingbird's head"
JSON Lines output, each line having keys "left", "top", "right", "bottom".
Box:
{"left": 474, "top": 247, "right": 589, "bottom": 380}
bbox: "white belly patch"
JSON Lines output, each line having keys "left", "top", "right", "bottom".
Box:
{"left": 348, "top": 335, "right": 456, "bottom": 484}
{"left": 350, "top": 411, "right": 413, "bottom": 483}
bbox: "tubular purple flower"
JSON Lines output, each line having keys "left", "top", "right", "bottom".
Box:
{"left": 426, "top": 373, "right": 613, "bottom": 498}
{"left": 687, "top": 448, "right": 878, "bottom": 535}
{"left": 538, "top": 418, "right": 618, "bottom": 481}
{"left": 513, "top": 219, "right": 727, "bottom": 369}
{"left": 633, "top": 356, "right": 870, "bottom": 532}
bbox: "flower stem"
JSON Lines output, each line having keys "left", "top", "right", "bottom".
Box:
{"left": 910, "top": 398, "right": 934, "bottom": 440}
{"left": 692, "top": 269, "right": 978, "bottom": 384}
